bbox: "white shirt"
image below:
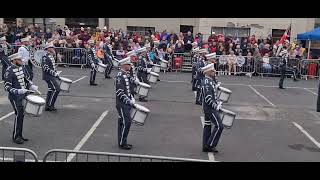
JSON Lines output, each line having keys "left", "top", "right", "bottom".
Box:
{"left": 18, "top": 45, "right": 30, "bottom": 65}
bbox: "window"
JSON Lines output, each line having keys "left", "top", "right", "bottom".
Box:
{"left": 272, "top": 29, "right": 286, "bottom": 44}
{"left": 211, "top": 27, "right": 250, "bottom": 38}
{"left": 127, "top": 26, "right": 155, "bottom": 36}
{"left": 65, "top": 18, "right": 99, "bottom": 28}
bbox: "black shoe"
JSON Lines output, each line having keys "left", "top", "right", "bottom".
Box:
{"left": 105, "top": 75, "right": 111, "bottom": 79}
{"left": 126, "top": 144, "right": 133, "bottom": 148}
{"left": 211, "top": 147, "right": 219, "bottom": 153}
{"left": 279, "top": 87, "right": 285, "bottom": 89}
{"left": 45, "top": 106, "right": 56, "bottom": 111}
{"left": 13, "top": 137, "right": 24, "bottom": 144}
{"left": 90, "top": 83, "right": 98, "bottom": 86}
{"left": 139, "top": 98, "right": 148, "bottom": 102}
{"left": 293, "top": 78, "right": 299, "bottom": 81}
{"left": 195, "top": 102, "right": 202, "bottom": 105}
{"left": 202, "top": 145, "right": 213, "bottom": 152}
{"left": 119, "top": 144, "right": 132, "bottom": 150}
{"left": 157, "top": 79, "right": 160, "bottom": 81}
{"left": 21, "top": 137, "right": 29, "bottom": 141}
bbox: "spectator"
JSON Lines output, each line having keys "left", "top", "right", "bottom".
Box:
{"left": 216, "top": 42, "right": 225, "bottom": 55}
{"left": 262, "top": 52, "right": 272, "bottom": 74}
{"left": 234, "top": 44, "right": 242, "bottom": 56}
{"left": 227, "top": 50, "right": 237, "bottom": 75}
{"left": 218, "top": 50, "right": 228, "bottom": 75}
{"left": 236, "top": 52, "right": 246, "bottom": 73}
{"left": 174, "top": 42, "right": 185, "bottom": 53}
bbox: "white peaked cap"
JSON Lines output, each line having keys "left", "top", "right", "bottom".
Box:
{"left": 8, "top": 53, "right": 22, "bottom": 61}
{"left": 205, "top": 53, "right": 216, "bottom": 59}
{"left": 201, "top": 63, "right": 215, "bottom": 73}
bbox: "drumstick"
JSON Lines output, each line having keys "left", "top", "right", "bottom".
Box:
{"left": 35, "top": 89, "right": 42, "bottom": 95}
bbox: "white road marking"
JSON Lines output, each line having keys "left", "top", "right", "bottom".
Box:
{"left": 67, "top": 110, "right": 109, "bottom": 162}
{"left": 303, "top": 88, "right": 318, "bottom": 96}
{"left": 0, "top": 81, "right": 3, "bottom": 84}
{"left": 0, "top": 112, "right": 15, "bottom": 122}
{"left": 200, "top": 116, "right": 215, "bottom": 162}
{"left": 248, "top": 85, "right": 276, "bottom": 107}
{"left": 72, "top": 76, "right": 87, "bottom": 83}
{"left": 292, "top": 122, "right": 320, "bottom": 149}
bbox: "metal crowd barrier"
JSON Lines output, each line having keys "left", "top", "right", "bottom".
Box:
{"left": 42, "top": 149, "right": 212, "bottom": 162}
{"left": 54, "top": 47, "right": 88, "bottom": 68}
{"left": 171, "top": 52, "right": 192, "bottom": 72}
{"left": 0, "top": 146, "right": 39, "bottom": 162}
{"left": 215, "top": 55, "right": 255, "bottom": 76}
{"left": 299, "top": 59, "right": 320, "bottom": 80}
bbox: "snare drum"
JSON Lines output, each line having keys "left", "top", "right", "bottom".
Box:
{"left": 131, "top": 104, "right": 150, "bottom": 126}
{"left": 147, "top": 72, "right": 159, "bottom": 83}
{"left": 136, "top": 82, "right": 151, "bottom": 97}
{"left": 219, "top": 108, "right": 236, "bottom": 129}
{"left": 160, "top": 59, "right": 168, "bottom": 69}
{"left": 59, "top": 77, "right": 73, "bottom": 92}
{"left": 24, "top": 95, "right": 46, "bottom": 116}
{"left": 152, "top": 64, "right": 161, "bottom": 73}
{"left": 217, "top": 86, "right": 232, "bottom": 103}
{"left": 97, "top": 63, "right": 107, "bottom": 73}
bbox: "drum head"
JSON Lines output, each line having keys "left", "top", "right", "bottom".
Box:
{"left": 26, "top": 95, "right": 46, "bottom": 104}
{"left": 150, "top": 72, "right": 159, "bottom": 77}
{"left": 59, "top": 77, "right": 73, "bottom": 83}
{"left": 134, "top": 104, "right": 150, "bottom": 113}
{"left": 153, "top": 64, "right": 161, "bottom": 67}
{"left": 138, "top": 82, "right": 151, "bottom": 88}
{"left": 161, "top": 59, "right": 168, "bottom": 63}
{"left": 220, "top": 108, "right": 236, "bottom": 116}
{"left": 218, "top": 86, "right": 232, "bottom": 93}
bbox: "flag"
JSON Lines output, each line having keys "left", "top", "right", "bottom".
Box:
{"left": 278, "top": 23, "right": 291, "bottom": 45}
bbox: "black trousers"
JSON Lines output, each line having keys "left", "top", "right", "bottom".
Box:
{"left": 195, "top": 79, "right": 203, "bottom": 104}
{"left": 116, "top": 105, "right": 132, "bottom": 146}
{"left": 192, "top": 76, "right": 197, "bottom": 91}
{"left": 137, "top": 72, "right": 148, "bottom": 84}
{"left": 105, "top": 58, "right": 113, "bottom": 77}
{"left": 90, "top": 67, "right": 97, "bottom": 84}
{"left": 45, "top": 79, "right": 61, "bottom": 108}
{"left": 203, "top": 110, "right": 224, "bottom": 148}
{"left": 9, "top": 97, "right": 24, "bottom": 140}
{"left": 279, "top": 66, "right": 297, "bottom": 88}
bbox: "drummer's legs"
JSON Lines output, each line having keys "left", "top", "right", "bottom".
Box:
{"left": 46, "top": 80, "right": 60, "bottom": 108}
{"left": 9, "top": 98, "right": 24, "bottom": 141}
{"left": 203, "top": 114, "right": 212, "bottom": 149}
{"left": 207, "top": 111, "right": 224, "bottom": 149}
{"left": 117, "top": 106, "right": 132, "bottom": 146}
{"left": 195, "top": 80, "right": 202, "bottom": 105}
{"left": 90, "top": 68, "right": 97, "bottom": 85}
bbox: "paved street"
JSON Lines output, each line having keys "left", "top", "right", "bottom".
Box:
{"left": 1, "top": 66, "right": 320, "bottom": 162}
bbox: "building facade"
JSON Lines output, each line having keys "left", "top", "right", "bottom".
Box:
{"left": 0, "top": 18, "right": 317, "bottom": 41}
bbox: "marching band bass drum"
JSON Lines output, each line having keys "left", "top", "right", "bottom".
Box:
{"left": 24, "top": 95, "right": 46, "bottom": 116}
{"left": 131, "top": 104, "right": 150, "bottom": 126}
{"left": 30, "top": 47, "right": 46, "bottom": 68}
{"left": 136, "top": 82, "right": 151, "bottom": 97}
{"left": 217, "top": 86, "right": 232, "bottom": 103}
{"left": 152, "top": 64, "right": 161, "bottom": 73}
{"left": 147, "top": 72, "right": 159, "bottom": 83}
{"left": 97, "top": 62, "right": 107, "bottom": 73}
{"left": 219, "top": 108, "right": 236, "bottom": 129}
{"left": 59, "top": 77, "right": 73, "bottom": 92}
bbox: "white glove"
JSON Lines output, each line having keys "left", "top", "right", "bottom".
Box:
{"left": 130, "top": 98, "right": 136, "bottom": 105}
{"left": 54, "top": 72, "right": 59, "bottom": 77}
{"left": 17, "top": 89, "right": 29, "bottom": 95}
{"left": 30, "top": 85, "right": 39, "bottom": 91}
{"left": 91, "top": 63, "right": 95, "bottom": 68}
{"left": 147, "top": 68, "right": 151, "bottom": 73}
{"left": 134, "top": 78, "right": 140, "bottom": 85}
{"left": 216, "top": 82, "right": 221, "bottom": 89}
{"left": 216, "top": 101, "right": 223, "bottom": 111}
{"left": 57, "top": 71, "right": 62, "bottom": 75}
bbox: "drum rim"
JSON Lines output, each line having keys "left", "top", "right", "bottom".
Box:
{"left": 134, "top": 104, "right": 150, "bottom": 113}
{"left": 138, "top": 82, "right": 151, "bottom": 88}
{"left": 218, "top": 86, "right": 232, "bottom": 93}
{"left": 153, "top": 64, "right": 162, "bottom": 67}
{"left": 149, "top": 72, "right": 159, "bottom": 76}
{"left": 26, "top": 95, "right": 46, "bottom": 104}
{"left": 220, "top": 108, "right": 236, "bottom": 115}
{"left": 59, "top": 77, "right": 73, "bottom": 83}
{"left": 98, "top": 63, "right": 107, "bottom": 68}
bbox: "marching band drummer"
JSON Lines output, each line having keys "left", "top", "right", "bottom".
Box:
{"left": 136, "top": 47, "right": 149, "bottom": 102}
{"left": 191, "top": 47, "right": 200, "bottom": 91}
{"left": 126, "top": 50, "right": 140, "bottom": 96}
{"left": 1, "top": 36, "right": 10, "bottom": 80}
{"left": 4, "top": 52, "right": 39, "bottom": 144}
{"left": 42, "top": 43, "right": 61, "bottom": 111}
{"left": 86, "top": 39, "right": 99, "bottom": 86}
{"left": 18, "top": 37, "right": 33, "bottom": 80}
{"left": 201, "top": 63, "right": 223, "bottom": 153}
{"left": 205, "top": 52, "right": 219, "bottom": 85}
{"left": 195, "top": 49, "right": 208, "bottom": 105}
{"left": 103, "top": 37, "right": 114, "bottom": 79}
{"left": 115, "top": 57, "right": 136, "bottom": 150}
